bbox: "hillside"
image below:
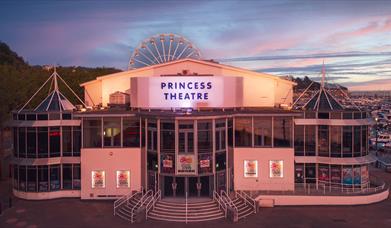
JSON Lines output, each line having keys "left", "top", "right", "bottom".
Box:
{"left": 0, "top": 41, "right": 121, "bottom": 125}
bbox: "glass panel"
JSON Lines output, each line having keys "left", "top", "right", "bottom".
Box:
{"left": 83, "top": 118, "right": 102, "bottom": 148}
{"left": 13, "top": 165, "right": 18, "bottom": 190}
{"left": 198, "top": 121, "right": 212, "bottom": 153}
{"left": 235, "top": 117, "right": 252, "bottom": 147}
{"left": 330, "top": 126, "right": 341, "bottom": 157}
{"left": 19, "top": 165, "right": 26, "bottom": 191}
{"left": 353, "top": 126, "right": 361, "bottom": 157}
{"left": 50, "top": 165, "right": 61, "bottom": 191}
{"left": 317, "top": 112, "right": 329, "bottom": 119}
{"left": 216, "top": 152, "right": 226, "bottom": 171}
{"left": 361, "top": 126, "right": 368, "bottom": 156}
{"left": 73, "top": 126, "right": 81, "bottom": 156}
{"left": 305, "top": 125, "right": 316, "bottom": 156}
{"left": 13, "top": 127, "right": 18, "bottom": 157}
{"left": 26, "top": 127, "right": 36, "bottom": 158}
{"left": 199, "top": 153, "right": 213, "bottom": 174}
{"left": 273, "top": 117, "right": 292, "bottom": 147}
{"left": 37, "top": 114, "right": 48, "bottom": 120}
{"left": 62, "top": 126, "right": 72, "bottom": 156}
{"left": 103, "top": 118, "right": 121, "bottom": 147}
{"left": 49, "top": 127, "right": 61, "bottom": 157}
{"left": 318, "top": 164, "right": 330, "bottom": 183}
{"left": 26, "top": 114, "right": 36, "bottom": 120}
{"left": 343, "top": 112, "right": 352, "bottom": 119}
{"left": 318, "top": 125, "right": 329, "bottom": 157}
{"left": 305, "top": 163, "right": 316, "bottom": 183}
{"left": 38, "top": 127, "right": 48, "bottom": 158}
{"left": 228, "top": 119, "right": 233, "bottom": 147}
{"left": 294, "top": 163, "right": 304, "bottom": 183}
{"left": 27, "top": 166, "right": 37, "bottom": 192}
{"left": 38, "top": 166, "right": 48, "bottom": 192}
{"left": 18, "top": 127, "right": 26, "bottom": 158}
{"left": 330, "top": 112, "right": 341, "bottom": 119}
{"left": 73, "top": 164, "right": 81, "bottom": 190}
{"left": 294, "top": 125, "right": 304, "bottom": 156}
{"left": 62, "top": 164, "right": 72, "bottom": 190}
{"left": 254, "top": 117, "right": 272, "bottom": 147}
{"left": 123, "top": 118, "right": 140, "bottom": 147}
{"left": 160, "top": 122, "right": 175, "bottom": 153}
{"left": 331, "top": 165, "right": 341, "bottom": 186}
{"left": 342, "top": 126, "right": 353, "bottom": 157}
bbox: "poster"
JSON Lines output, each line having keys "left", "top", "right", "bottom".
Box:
{"left": 269, "top": 160, "right": 283, "bottom": 178}
{"left": 330, "top": 166, "right": 341, "bottom": 184}
{"left": 199, "top": 154, "right": 212, "bottom": 174}
{"left": 161, "top": 154, "right": 174, "bottom": 173}
{"left": 177, "top": 154, "right": 197, "bottom": 175}
{"left": 295, "top": 166, "right": 304, "bottom": 183}
{"left": 318, "top": 165, "right": 329, "bottom": 182}
{"left": 244, "top": 160, "right": 258, "bottom": 178}
{"left": 342, "top": 167, "right": 353, "bottom": 185}
{"left": 116, "top": 170, "right": 130, "bottom": 188}
{"left": 91, "top": 170, "right": 105, "bottom": 188}
{"left": 361, "top": 165, "right": 369, "bottom": 184}
{"left": 353, "top": 166, "right": 361, "bottom": 185}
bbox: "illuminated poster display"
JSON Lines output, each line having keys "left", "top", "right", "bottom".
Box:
{"left": 177, "top": 155, "right": 197, "bottom": 175}
{"left": 161, "top": 154, "right": 174, "bottom": 173}
{"left": 331, "top": 166, "right": 341, "bottom": 184}
{"left": 353, "top": 166, "right": 361, "bottom": 185}
{"left": 116, "top": 170, "right": 130, "bottom": 188}
{"left": 269, "top": 160, "right": 283, "bottom": 178}
{"left": 342, "top": 167, "right": 353, "bottom": 185}
{"left": 361, "top": 165, "right": 369, "bottom": 184}
{"left": 318, "top": 165, "right": 329, "bottom": 182}
{"left": 244, "top": 160, "right": 258, "bottom": 178}
{"left": 91, "top": 170, "right": 105, "bottom": 188}
{"left": 199, "top": 154, "right": 212, "bottom": 173}
{"left": 131, "top": 76, "right": 242, "bottom": 108}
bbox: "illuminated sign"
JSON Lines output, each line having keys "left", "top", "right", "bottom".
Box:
{"left": 177, "top": 154, "right": 197, "bottom": 175}
{"left": 269, "top": 160, "right": 283, "bottom": 178}
{"left": 116, "top": 170, "right": 130, "bottom": 188}
{"left": 244, "top": 160, "right": 258, "bottom": 178}
{"left": 131, "top": 76, "right": 242, "bottom": 108}
{"left": 91, "top": 170, "right": 105, "bottom": 188}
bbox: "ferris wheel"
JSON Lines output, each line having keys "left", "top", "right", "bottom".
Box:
{"left": 128, "top": 33, "right": 202, "bottom": 69}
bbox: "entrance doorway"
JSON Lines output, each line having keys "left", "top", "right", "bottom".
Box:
{"left": 162, "top": 175, "right": 212, "bottom": 198}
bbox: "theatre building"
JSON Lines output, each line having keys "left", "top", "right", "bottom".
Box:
{"left": 10, "top": 34, "right": 388, "bottom": 222}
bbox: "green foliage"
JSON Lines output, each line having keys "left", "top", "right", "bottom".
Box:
{"left": 0, "top": 42, "right": 121, "bottom": 126}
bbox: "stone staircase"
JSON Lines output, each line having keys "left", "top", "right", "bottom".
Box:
{"left": 148, "top": 199, "right": 225, "bottom": 222}
{"left": 115, "top": 193, "right": 143, "bottom": 222}
{"left": 232, "top": 196, "right": 256, "bottom": 220}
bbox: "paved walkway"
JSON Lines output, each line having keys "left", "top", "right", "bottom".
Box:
{"left": 0, "top": 167, "right": 390, "bottom": 228}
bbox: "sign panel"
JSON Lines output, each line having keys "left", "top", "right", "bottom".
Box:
{"left": 91, "top": 170, "right": 105, "bottom": 188}
{"left": 244, "top": 160, "right": 258, "bottom": 178}
{"left": 116, "top": 170, "right": 130, "bottom": 188}
{"left": 177, "top": 154, "right": 197, "bottom": 175}
{"left": 131, "top": 76, "right": 242, "bottom": 109}
{"left": 269, "top": 160, "right": 283, "bottom": 178}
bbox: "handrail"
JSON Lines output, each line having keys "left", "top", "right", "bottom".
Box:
{"left": 236, "top": 190, "right": 257, "bottom": 214}
{"left": 213, "top": 191, "right": 227, "bottom": 217}
{"left": 221, "top": 191, "right": 238, "bottom": 213}
{"left": 113, "top": 189, "right": 142, "bottom": 216}
{"left": 130, "top": 190, "right": 153, "bottom": 223}
{"left": 185, "top": 192, "right": 188, "bottom": 224}
{"left": 145, "top": 190, "right": 161, "bottom": 220}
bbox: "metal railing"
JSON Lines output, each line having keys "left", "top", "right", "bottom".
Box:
{"left": 235, "top": 190, "right": 257, "bottom": 214}
{"left": 145, "top": 190, "right": 161, "bottom": 220}
{"left": 130, "top": 190, "right": 153, "bottom": 223}
{"left": 213, "top": 191, "right": 228, "bottom": 217}
{"left": 221, "top": 191, "right": 238, "bottom": 213}
{"left": 113, "top": 187, "right": 143, "bottom": 216}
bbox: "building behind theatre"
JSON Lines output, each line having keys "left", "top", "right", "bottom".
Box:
{"left": 9, "top": 35, "right": 383, "bottom": 206}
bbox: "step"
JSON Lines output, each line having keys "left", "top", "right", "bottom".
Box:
{"left": 155, "top": 202, "right": 219, "bottom": 210}
{"left": 148, "top": 214, "right": 225, "bottom": 223}
{"left": 148, "top": 211, "right": 224, "bottom": 220}
{"left": 152, "top": 205, "right": 222, "bottom": 214}
{"left": 158, "top": 200, "right": 216, "bottom": 206}
{"left": 150, "top": 208, "right": 223, "bottom": 217}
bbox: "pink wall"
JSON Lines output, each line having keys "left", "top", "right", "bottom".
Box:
{"left": 81, "top": 148, "right": 142, "bottom": 199}
{"left": 233, "top": 147, "right": 295, "bottom": 191}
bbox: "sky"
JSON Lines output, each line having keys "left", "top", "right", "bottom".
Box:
{"left": 1, "top": 0, "right": 391, "bottom": 91}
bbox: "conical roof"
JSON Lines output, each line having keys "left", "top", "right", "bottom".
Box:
{"left": 303, "top": 87, "right": 344, "bottom": 111}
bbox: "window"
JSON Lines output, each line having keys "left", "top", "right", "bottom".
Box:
{"left": 330, "top": 126, "right": 341, "bottom": 157}
{"left": 103, "top": 118, "right": 121, "bottom": 147}
{"left": 37, "top": 114, "right": 48, "bottom": 120}
{"left": 19, "top": 165, "right": 26, "bottom": 191}
{"left": 38, "top": 166, "right": 48, "bottom": 192}
{"left": 353, "top": 126, "right": 361, "bottom": 157}
{"left": 73, "top": 164, "right": 81, "bottom": 189}
{"left": 215, "top": 120, "right": 226, "bottom": 152}
{"left": 331, "top": 165, "right": 341, "bottom": 185}
{"left": 254, "top": 117, "right": 272, "bottom": 147}
{"left": 27, "top": 127, "right": 36, "bottom": 158}
{"left": 244, "top": 160, "right": 258, "bottom": 178}
{"left": 27, "top": 166, "right": 37, "bottom": 192}
{"left": 305, "top": 112, "right": 316, "bottom": 118}
{"left": 318, "top": 164, "right": 330, "bottom": 183}
{"left": 228, "top": 119, "right": 233, "bottom": 147}
{"left": 318, "top": 125, "right": 329, "bottom": 156}
{"left": 116, "top": 170, "right": 130, "bottom": 188}
{"left": 13, "top": 165, "right": 18, "bottom": 190}
{"left": 49, "top": 127, "right": 61, "bottom": 157}
{"left": 37, "top": 127, "right": 48, "bottom": 158}
{"left": 50, "top": 165, "right": 60, "bottom": 191}
{"left": 294, "top": 125, "right": 304, "bottom": 156}
{"left": 343, "top": 112, "right": 352, "bottom": 119}
{"left": 26, "top": 114, "right": 36, "bottom": 120}
{"left": 62, "top": 164, "right": 73, "bottom": 189}
{"left": 353, "top": 112, "right": 361, "bottom": 119}
{"left": 13, "top": 127, "right": 18, "bottom": 157}
{"left": 331, "top": 112, "right": 341, "bottom": 119}
{"left": 342, "top": 126, "right": 353, "bottom": 157}
{"left": 147, "top": 122, "right": 157, "bottom": 152}
{"left": 305, "top": 125, "right": 316, "bottom": 156}
{"left": 318, "top": 112, "right": 329, "bottom": 119}
{"left": 123, "top": 118, "right": 140, "bottom": 147}
{"left": 18, "top": 127, "right": 26, "bottom": 158}
{"left": 147, "top": 152, "right": 158, "bottom": 171}
{"left": 62, "top": 113, "right": 72, "bottom": 120}
{"left": 73, "top": 126, "right": 81, "bottom": 156}
{"left": 160, "top": 122, "right": 175, "bottom": 153}
{"left": 198, "top": 121, "right": 212, "bottom": 153}
{"left": 62, "top": 126, "right": 72, "bottom": 156}
{"left": 91, "top": 170, "right": 105, "bottom": 188}
{"left": 273, "top": 117, "right": 292, "bottom": 147}
{"left": 361, "top": 126, "right": 368, "bottom": 156}
{"left": 295, "top": 163, "right": 304, "bottom": 183}
{"left": 199, "top": 153, "right": 213, "bottom": 174}
{"left": 83, "top": 118, "right": 102, "bottom": 148}
{"left": 269, "top": 160, "right": 283, "bottom": 178}
{"left": 235, "top": 117, "right": 252, "bottom": 147}
{"left": 215, "top": 152, "right": 226, "bottom": 171}
{"left": 179, "top": 121, "right": 194, "bottom": 154}
{"left": 305, "top": 163, "right": 316, "bottom": 183}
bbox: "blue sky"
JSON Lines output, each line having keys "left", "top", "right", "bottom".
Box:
{"left": 1, "top": 0, "right": 391, "bottom": 90}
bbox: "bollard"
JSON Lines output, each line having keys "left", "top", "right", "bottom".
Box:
{"left": 9, "top": 197, "right": 12, "bottom": 208}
